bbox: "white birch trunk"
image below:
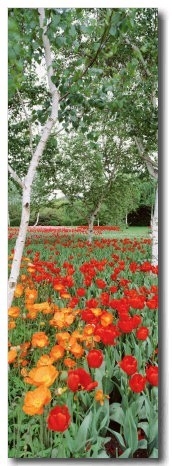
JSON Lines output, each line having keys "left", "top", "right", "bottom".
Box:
{"left": 88, "top": 201, "right": 102, "bottom": 243}
{"left": 150, "top": 204, "right": 154, "bottom": 228}
{"left": 88, "top": 216, "right": 95, "bottom": 244}
{"left": 33, "top": 211, "right": 39, "bottom": 227}
{"left": 151, "top": 185, "right": 158, "bottom": 266}
{"left": 125, "top": 212, "right": 128, "bottom": 227}
{"left": 8, "top": 8, "right": 59, "bottom": 308}
{"left": 134, "top": 136, "right": 158, "bottom": 265}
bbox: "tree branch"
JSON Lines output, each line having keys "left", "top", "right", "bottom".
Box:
{"left": 17, "top": 89, "right": 34, "bottom": 156}
{"left": 134, "top": 136, "right": 158, "bottom": 180}
{"left": 38, "top": 8, "right": 58, "bottom": 98}
{"left": 8, "top": 163, "right": 24, "bottom": 189}
{"left": 125, "top": 37, "right": 157, "bottom": 110}
{"left": 59, "top": 10, "right": 114, "bottom": 103}
{"left": 125, "top": 37, "right": 151, "bottom": 77}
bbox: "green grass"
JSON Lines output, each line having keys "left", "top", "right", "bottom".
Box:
{"left": 99, "top": 226, "right": 150, "bottom": 239}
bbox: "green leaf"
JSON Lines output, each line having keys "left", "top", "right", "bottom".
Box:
{"left": 51, "top": 448, "right": 58, "bottom": 458}
{"left": 123, "top": 407, "right": 138, "bottom": 453}
{"left": 118, "top": 447, "right": 132, "bottom": 458}
{"left": 138, "top": 421, "right": 149, "bottom": 437}
{"left": 69, "top": 25, "right": 76, "bottom": 37}
{"left": 95, "top": 362, "right": 106, "bottom": 389}
{"left": 75, "top": 411, "right": 93, "bottom": 452}
{"left": 109, "top": 26, "right": 117, "bottom": 36}
{"left": 149, "top": 447, "right": 158, "bottom": 458}
{"left": 138, "top": 438, "right": 148, "bottom": 450}
{"left": 146, "top": 337, "right": 153, "bottom": 358}
{"left": 64, "top": 429, "right": 74, "bottom": 454}
{"left": 148, "top": 417, "right": 158, "bottom": 444}
{"left": 88, "top": 68, "right": 103, "bottom": 75}
{"left": 110, "top": 404, "right": 125, "bottom": 426}
{"left": 51, "top": 445, "right": 67, "bottom": 458}
{"left": 97, "top": 450, "right": 110, "bottom": 458}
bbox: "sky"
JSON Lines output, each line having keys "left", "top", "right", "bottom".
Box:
{"left": 1, "top": 1, "right": 172, "bottom": 465}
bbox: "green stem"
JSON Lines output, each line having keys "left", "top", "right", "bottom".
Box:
{"left": 39, "top": 414, "right": 45, "bottom": 455}
{"left": 16, "top": 403, "right": 23, "bottom": 458}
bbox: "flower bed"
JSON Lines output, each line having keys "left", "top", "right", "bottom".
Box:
{"left": 8, "top": 230, "right": 158, "bottom": 459}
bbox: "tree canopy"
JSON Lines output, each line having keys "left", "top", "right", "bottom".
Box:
{"left": 8, "top": 7, "right": 158, "bottom": 228}
{"left": 9, "top": 7, "right": 158, "bottom": 175}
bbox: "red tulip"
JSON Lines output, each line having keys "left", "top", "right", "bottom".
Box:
{"left": 67, "top": 368, "right": 98, "bottom": 392}
{"left": 146, "top": 366, "right": 158, "bottom": 386}
{"left": 87, "top": 349, "right": 103, "bottom": 368}
{"left": 47, "top": 405, "right": 71, "bottom": 432}
{"left": 119, "top": 355, "right": 138, "bottom": 375}
{"left": 129, "top": 373, "right": 146, "bottom": 393}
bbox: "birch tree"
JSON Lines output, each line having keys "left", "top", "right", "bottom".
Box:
{"left": 52, "top": 119, "right": 127, "bottom": 242}
{"left": 8, "top": 8, "right": 60, "bottom": 307}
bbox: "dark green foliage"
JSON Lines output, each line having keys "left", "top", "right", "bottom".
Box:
{"left": 128, "top": 206, "right": 151, "bottom": 227}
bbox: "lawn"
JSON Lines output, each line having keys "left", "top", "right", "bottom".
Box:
{"left": 98, "top": 226, "right": 150, "bottom": 239}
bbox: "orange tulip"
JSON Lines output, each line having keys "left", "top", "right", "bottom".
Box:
{"left": 50, "top": 310, "right": 74, "bottom": 329}
{"left": 71, "top": 329, "right": 83, "bottom": 341}
{"left": 27, "top": 302, "right": 51, "bottom": 312}
{"left": 90, "top": 308, "right": 102, "bottom": 317}
{"left": 70, "top": 341, "right": 84, "bottom": 359}
{"left": 20, "top": 274, "right": 27, "bottom": 282}
{"left": 56, "top": 332, "right": 71, "bottom": 345}
{"left": 54, "top": 284, "right": 64, "bottom": 292}
{"left": 8, "top": 348, "right": 17, "bottom": 364}
{"left": 36, "top": 355, "right": 54, "bottom": 367}
{"left": 21, "top": 359, "right": 29, "bottom": 367}
{"left": 26, "top": 310, "right": 38, "bottom": 320}
{"left": 25, "top": 288, "right": 38, "bottom": 303}
{"left": 60, "top": 292, "right": 71, "bottom": 299}
{"left": 14, "top": 283, "right": 24, "bottom": 297}
{"left": 64, "top": 358, "right": 77, "bottom": 368}
{"left": 25, "top": 365, "right": 58, "bottom": 387}
{"left": 50, "top": 345, "right": 65, "bottom": 361}
{"left": 27, "top": 267, "right": 35, "bottom": 274}
{"left": 42, "top": 306, "right": 53, "bottom": 315}
{"left": 23, "top": 385, "right": 51, "bottom": 415}
{"left": 8, "top": 321, "right": 16, "bottom": 330}
{"left": 8, "top": 306, "right": 20, "bottom": 318}
{"left": 100, "top": 311, "right": 113, "bottom": 327}
{"left": 20, "top": 342, "right": 31, "bottom": 351}
{"left": 31, "top": 331, "right": 49, "bottom": 348}
{"left": 21, "top": 368, "right": 28, "bottom": 377}
{"left": 94, "top": 389, "right": 109, "bottom": 406}
{"left": 83, "top": 324, "right": 96, "bottom": 336}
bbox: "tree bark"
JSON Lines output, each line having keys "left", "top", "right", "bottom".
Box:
{"left": 151, "top": 185, "right": 158, "bottom": 266}
{"left": 88, "top": 200, "right": 102, "bottom": 243}
{"left": 33, "top": 211, "right": 40, "bottom": 227}
{"left": 8, "top": 8, "right": 59, "bottom": 308}
{"left": 134, "top": 136, "right": 158, "bottom": 266}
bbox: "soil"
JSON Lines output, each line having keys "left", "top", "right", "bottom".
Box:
{"left": 105, "top": 434, "right": 148, "bottom": 458}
